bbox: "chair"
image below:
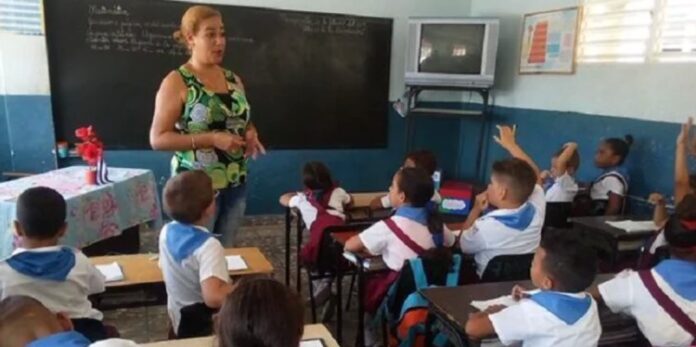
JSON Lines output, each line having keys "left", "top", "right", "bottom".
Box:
{"left": 544, "top": 202, "right": 573, "bottom": 229}
{"left": 480, "top": 253, "right": 534, "bottom": 283}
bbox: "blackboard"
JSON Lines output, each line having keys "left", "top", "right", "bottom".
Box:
{"left": 44, "top": 0, "right": 392, "bottom": 149}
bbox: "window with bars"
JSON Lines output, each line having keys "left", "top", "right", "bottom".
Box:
{"left": 578, "top": 0, "right": 696, "bottom": 63}
{"left": 0, "top": 0, "right": 43, "bottom": 36}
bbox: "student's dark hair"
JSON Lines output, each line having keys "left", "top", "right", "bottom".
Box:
{"left": 540, "top": 229, "right": 599, "bottom": 292}
{"left": 491, "top": 158, "right": 537, "bottom": 204}
{"left": 554, "top": 146, "right": 580, "bottom": 172}
{"left": 396, "top": 167, "right": 443, "bottom": 235}
{"left": 163, "top": 170, "right": 214, "bottom": 224}
{"left": 603, "top": 135, "right": 634, "bottom": 165}
{"left": 406, "top": 150, "right": 438, "bottom": 176}
{"left": 665, "top": 197, "right": 696, "bottom": 259}
{"left": 303, "top": 161, "right": 335, "bottom": 191}
{"left": 216, "top": 277, "right": 304, "bottom": 347}
{"left": 16, "top": 187, "right": 66, "bottom": 239}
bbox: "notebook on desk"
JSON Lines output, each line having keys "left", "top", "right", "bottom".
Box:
{"left": 225, "top": 255, "right": 248, "bottom": 271}
{"left": 342, "top": 252, "right": 387, "bottom": 271}
{"left": 95, "top": 262, "right": 124, "bottom": 282}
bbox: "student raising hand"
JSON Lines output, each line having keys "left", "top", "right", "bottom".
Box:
{"left": 493, "top": 124, "right": 541, "bottom": 182}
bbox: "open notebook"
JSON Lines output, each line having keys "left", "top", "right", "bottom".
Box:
{"left": 225, "top": 255, "right": 248, "bottom": 271}
{"left": 606, "top": 220, "right": 659, "bottom": 233}
{"left": 300, "top": 339, "right": 326, "bottom": 347}
{"left": 95, "top": 262, "right": 124, "bottom": 282}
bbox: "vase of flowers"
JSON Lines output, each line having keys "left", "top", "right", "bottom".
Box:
{"left": 75, "top": 126, "right": 103, "bottom": 185}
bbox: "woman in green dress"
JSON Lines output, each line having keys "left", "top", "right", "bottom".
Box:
{"left": 150, "top": 5, "right": 265, "bottom": 246}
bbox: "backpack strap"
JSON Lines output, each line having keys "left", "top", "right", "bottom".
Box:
{"left": 384, "top": 218, "right": 426, "bottom": 255}
{"left": 446, "top": 254, "right": 462, "bottom": 286}
{"left": 638, "top": 270, "right": 696, "bottom": 343}
{"left": 409, "top": 258, "right": 429, "bottom": 290}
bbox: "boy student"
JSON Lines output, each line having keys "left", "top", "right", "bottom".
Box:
{"left": 0, "top": 295, "right": 136, "bottom": 347}
{"left": 541, "top": 142, "right": 580, "bottom": 203}
{"left": 593, "top": 212, "right": 696, "bottom": 347}
{"left": 159, "top": 170, "right": 234, "bottom": 338}
{"left": 0, "top": 187, "right": 107, "bottom": 342}
{"left": 458, "top": 125, "right": 546, "bottom": 276}
{"left": 466, "top": 229, "right": 601, "bottom": 347}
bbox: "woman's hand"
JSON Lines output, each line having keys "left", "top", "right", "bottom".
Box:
{"left": 244, "top": 127, "right": 266, "bottom": 159}
{"left": 213, "top": 132, "right": 246, "bottom": 152}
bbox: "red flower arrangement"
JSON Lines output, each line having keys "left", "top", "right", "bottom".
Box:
{"left": 75, "top": 126, "right": 104, "bottom": 166}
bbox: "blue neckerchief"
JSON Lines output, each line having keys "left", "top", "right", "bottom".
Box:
{"left": 165, "top": 222, "right": 212, "bottom": 263}
{"left": 488, "top": 203, "right": 536, "bottom": 231}
{"left": 6, "top": 247, "right": 75, "bottom": 281}
{"left": 394, "top": 206, "right": 428, "bottom": 226}
{"left": 597, "top": 166, "right": 630, "bottom": 186}
{"left": 542, "top": 176, "right": 555, "bottom": 192}
{"left": 27, "top": 331, "right": 91, "bottom": 347}
{"left": 654, "top": 259, "right": 696, "bottom": 301}
{"left": 530, "top": 291, "right": 592, "bottom": 325}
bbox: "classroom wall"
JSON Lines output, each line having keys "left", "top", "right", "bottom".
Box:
{"left": 463, "top": 0, "right": 696, "bottom": 203}
{"left": 0, "top": 0, "right": 473, "bottom": 213}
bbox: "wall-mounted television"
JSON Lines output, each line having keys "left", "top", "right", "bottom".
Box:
{"left": 405, "top": 18, "right": 500, "bottom": 88}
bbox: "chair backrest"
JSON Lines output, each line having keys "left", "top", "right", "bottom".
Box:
{"left": 480, "top": 253, "right": 534, "bottom": 283}
{"left": 544, "top": 202, "right": 573, "bottom": 229}
{"left": 314, "top": 222, "right": 373, "bottom": 273}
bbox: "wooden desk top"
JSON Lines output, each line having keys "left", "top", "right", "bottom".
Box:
{"left": 421, "top": 274, "right": 628, "bottom": 337}
{"left": 141, "top": 324, "right": 340, "bottom": 347}
{"left": 91, "top": 247, "right": 274, "bottom": 287}
{"left": 570, "top": 215, "right": 656, "bottom": 239}
{"left": 350, "top": 191, "right": 388, "bottom": 209}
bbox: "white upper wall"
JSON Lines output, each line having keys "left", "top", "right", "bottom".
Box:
{"left": 0, "top": 0, "right": 472, "bottom": 98}
{"left": 470, "top": 0, "right": 696, "bottom": 123}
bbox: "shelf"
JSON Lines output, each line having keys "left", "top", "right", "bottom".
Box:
{"left": 409, "top": 108, "right": 484, "bottom": 117}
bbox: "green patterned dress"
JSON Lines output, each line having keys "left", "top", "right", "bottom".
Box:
{"left": 172, "top": 66, "right": 251, "bottom": 190}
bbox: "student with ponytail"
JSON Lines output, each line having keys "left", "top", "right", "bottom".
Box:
{"left": 590, "top": 134, "right": 634, "bottom": 215}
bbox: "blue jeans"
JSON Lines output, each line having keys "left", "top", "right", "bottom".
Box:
{"left": 212, "top": 184, "right": 247, "bottom": 247}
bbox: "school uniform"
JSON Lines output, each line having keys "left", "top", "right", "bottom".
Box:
{"left": 158, "top": 222, "right": 230, "bottom": 337}
{"left": 598, "top": 259, "right": 696, "bottom": 346}
{"left": 489, "top": 290, "right": 601, "bottom": 347}
{"left": 290, "top": 187, "right": 351, "bottom": 265}
{"left": 590, "top": 167, "right": 630, "bottom": 214}
{"left": 27, "top": 332, "right": 137, "bottom": 347}
{"left": 0, "top": 246, "right": 106, "bottom": 341}
{"left": 358, "top": 206, "right": 455, "bottom": 313}
{"left": 459, "top": 185, "right": 546, "bottom": 277}
{"left": 544, "top": 173, "right": 578, "bottom": 203}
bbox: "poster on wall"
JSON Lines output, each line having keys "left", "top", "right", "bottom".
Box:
{"left": 519, "top": 7, "right": 580, "bottom": 74}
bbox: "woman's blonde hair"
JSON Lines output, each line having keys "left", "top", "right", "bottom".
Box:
{"left": 173, "top": 5, "right": 222, "bottom": 49}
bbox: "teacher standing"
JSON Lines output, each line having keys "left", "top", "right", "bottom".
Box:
{"left": 150, "top": 5, "right": 265, "bottom": 246}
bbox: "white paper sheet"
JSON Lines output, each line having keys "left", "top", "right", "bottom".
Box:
{"left": 226, "top": 255, "right": 248, "bottom": 271}
{"left": 300, "top": 339, "right": 325, "bottom": 347}
{"left": 96, "top": 262, "right": 124, "bottom": 282}
{"left": 470, "top": 295, "right": 519, "bottom": 311}
{"left": 606, "top": 220, "right": 659, "bottom": 233}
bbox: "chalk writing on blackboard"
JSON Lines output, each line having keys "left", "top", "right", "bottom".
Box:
{"left": 280, "top": 13, "right": 368, "bottom": 35}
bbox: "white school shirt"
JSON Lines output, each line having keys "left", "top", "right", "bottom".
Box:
{"left": 489, "top": 292, "right": 601, "bottom": 347}
{"left": 590, "top": 173, "right": 627, "bottom": 200}
{"left": 158, "top": 223, "right": 230, "bottom": 332}
{"left": 380, "top": 191, "right": 442, "bottom": 209}
{"left": 545, "top": 173, "right": 579, "bottom": 203}
{"left": 598, "top": 267, "right": 696, "bottom": 347}
{"left": 289, "top": 188, "right": 351, "bottom": 229}
{"left": 358, "top": 216, "right": 455, "bottom": 271}
{"left": 0, "top": 246, "right": 105, "bottom": 320}
{"left": 460, "top": 185, "right": 546, "bottom": 276}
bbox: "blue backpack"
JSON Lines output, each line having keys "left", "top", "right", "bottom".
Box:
{"left": 381, "top": 254, "right": 461, "bottom": 347}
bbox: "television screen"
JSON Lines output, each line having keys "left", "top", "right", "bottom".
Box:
{"left": 418, "top": 24, "right": 485, "bottom": 75}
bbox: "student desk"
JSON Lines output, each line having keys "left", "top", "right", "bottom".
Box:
{"left": 421, "top": 275, "right": 641, "bottom": 347}
{"left": 280, "top": 191, "right": 388, "bottom": 290}
{"left": 570, "top": 215, "right": 656, "bottom": 267}
{"left": 141, "top": 324, "right": 341, "bottom": 347}
{"left": 331, "top": 231, "right": 388, "bottom": 347}
{"left": 89, "top": 247, "right": 273, "bottom": 310}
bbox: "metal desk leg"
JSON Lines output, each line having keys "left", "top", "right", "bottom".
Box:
{"left": 285, "top": 208, "right": 291, "bottom": 286}
{"left": 336, "top": 272, "right": 344, "bottom": 345}
{"left": 356, "top": 263, "right": 365, "bottom": 347}
{"left": 296, "top": 216, "right": 303, "bottom": 293}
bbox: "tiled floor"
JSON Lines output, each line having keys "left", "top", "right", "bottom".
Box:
{"left": 104, "top": 215, "right": 361, "bottom": 344}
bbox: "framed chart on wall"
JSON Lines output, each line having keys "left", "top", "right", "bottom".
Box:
{"left": 519, "top": 7, "right": 580, "bottom": 74}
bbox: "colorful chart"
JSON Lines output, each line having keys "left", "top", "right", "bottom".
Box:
{"left": 520, "top": 7, "right": 580, "bottom": 74}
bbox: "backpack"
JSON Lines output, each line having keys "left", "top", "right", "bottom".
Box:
{"left": 382, "top": 254, "right": 461, "bottom": 347}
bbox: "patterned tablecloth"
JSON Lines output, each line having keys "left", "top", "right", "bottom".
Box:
{"left": 0, "top": 166, "right": 162, "bottom": 258}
